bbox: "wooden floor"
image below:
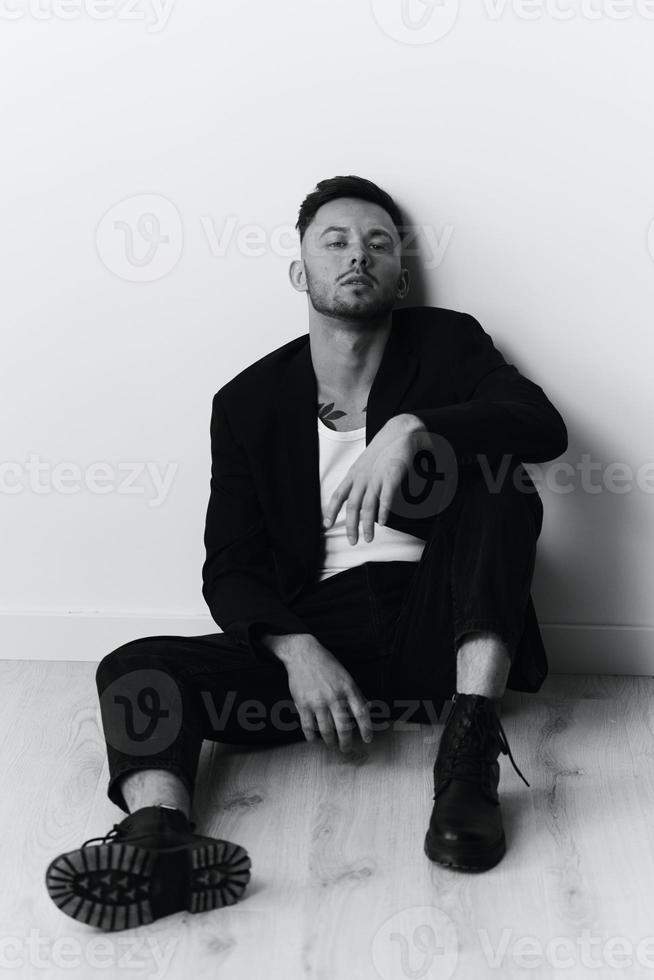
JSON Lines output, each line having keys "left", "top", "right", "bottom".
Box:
{"left": 2, "top": 663, "right": 654, "bottom": 980}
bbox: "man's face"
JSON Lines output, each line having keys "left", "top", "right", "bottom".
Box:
{"left": 295, "top": 197, "right": 408, "bottom": 322}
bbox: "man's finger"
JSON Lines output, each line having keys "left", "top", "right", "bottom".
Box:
{"left": 298, "top": 706, "right": 317, "bottom": 742}
{"left": 345, "top": 484, "right": 366, "bottom": 545}
{"left": 347, "top": 691, "right": 374, "bottom": 743}
{"left": 360, "top": 487, "right": 379, "bottom": 543}
{"left": 378, "top": 468, "right": 403, "bottom": 527}
{"left": 330, "top": 699, "right": 357, "bottom": 753}
{"left": 314, "top": 705, "right": 337, "bottom": 746}
{"left": 323, "top": 475, "right": 353, "bottom": 529}
{"left": 377, "top": 481, "right": 394, "bottom": 527}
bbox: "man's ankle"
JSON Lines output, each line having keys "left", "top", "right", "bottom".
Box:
{"left": 119, "top": 770, "right": 191, "bottom": 820}
{"left": 156, "top": 804, "right": 191, "bottom": 820}
{"left": 454, "top": 689, "right": 503, "bottom": 708}
{"left": 126, "top": 803, "right": 191, "bottom": 821}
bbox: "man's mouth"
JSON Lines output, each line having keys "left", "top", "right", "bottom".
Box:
{"left": 341, "top": 276, "right": 374, "bottom": 287}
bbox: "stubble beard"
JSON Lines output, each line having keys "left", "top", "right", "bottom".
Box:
{"left": 305, "top": 268, "right": 397, "bottom": 324}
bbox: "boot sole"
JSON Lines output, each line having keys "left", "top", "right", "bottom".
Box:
{"left": 424, "top": 828, "right": 506, "bottom": 871}
{"left": 45, "top": 839, "right": 251, "bottom": 931}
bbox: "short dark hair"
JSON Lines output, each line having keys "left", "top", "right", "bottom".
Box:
{"left": 295, "top": 175, "right": 404, "bottom": 244}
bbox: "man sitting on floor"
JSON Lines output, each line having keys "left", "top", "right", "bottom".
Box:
{"left": 45, "top": 175, "right": 567, "bottom": 931}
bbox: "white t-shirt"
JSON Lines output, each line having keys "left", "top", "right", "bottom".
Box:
{"left": 317, "top": 416, "right": 426, "bottom": 582}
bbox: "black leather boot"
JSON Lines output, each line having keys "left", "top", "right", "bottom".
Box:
{"left": 424, "top": 692, "right": 530, "bottom": 871}
{"left": 45, "top": 806, "right": 251, "bottom": 930}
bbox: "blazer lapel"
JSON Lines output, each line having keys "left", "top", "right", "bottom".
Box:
{"left": 275, "top": 340, "right": 322, "bottom": 575}
{"left": 274, "top": 322, "right": 420, "bottom": 578}
{"left": 366, "top": 325, "right": 419, "bottom": 443}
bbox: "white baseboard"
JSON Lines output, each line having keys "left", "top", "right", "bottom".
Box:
{"left": 539, "top": 623, "right": 654, "bottom": 675}
{"left": 0, "top": 613, "right": 653, "bottom": 674}
{"left": 0, "top": 611, "right": 217, "bottom": 663}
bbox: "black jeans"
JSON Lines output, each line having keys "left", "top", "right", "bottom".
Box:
{"left": 96, "top": 457, "right": 540, "bottom": 813}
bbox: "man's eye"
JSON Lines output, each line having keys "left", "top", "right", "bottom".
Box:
{"left": 370, "top": 241, "right": 389, "bottom": 250}
{"left": 327, "top": 241, "right": 346, "bottom": 248}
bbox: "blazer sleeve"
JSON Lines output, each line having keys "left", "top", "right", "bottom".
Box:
{"left": 410, "top": 314, "right": 568, "bottom": 464}
{"left": 201, "top": 392, "right": 313, "bottom": 663}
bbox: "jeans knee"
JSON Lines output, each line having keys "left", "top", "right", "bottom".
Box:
{"left": 460, "top": 456, "right": 539, "bottom": 515}
{"left": 95, "top": 637, "right": 165, "bottom": 690}
{"left": 96, "top": 645, "right": 129, "bottom": 691}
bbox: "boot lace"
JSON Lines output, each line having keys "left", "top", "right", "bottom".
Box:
{"left": 82, "top": 825, "right": 126, "bottom": 848}
{"left": 437, "top": 694, "right": 530, "bottom": 790}
{"left": 81, "top": 814, "right": 196, "bottom": 848}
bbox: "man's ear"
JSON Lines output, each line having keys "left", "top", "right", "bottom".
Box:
{"left": 396, "top": 266, "right": 410, "bottom": 300}
{"left": 289, "top": 259, "right": 308, "bottom": 293}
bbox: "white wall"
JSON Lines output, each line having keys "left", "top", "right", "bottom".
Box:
{"left": 2, "top": 0, "right": 653, "bottom": 668}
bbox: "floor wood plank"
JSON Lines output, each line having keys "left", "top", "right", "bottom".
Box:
{"left": 2, "top": 662, "right": 654, "bottom": 979}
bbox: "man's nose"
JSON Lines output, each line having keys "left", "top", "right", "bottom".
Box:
{"left": 348, "top": 246, "right": 369, "bottom": 267}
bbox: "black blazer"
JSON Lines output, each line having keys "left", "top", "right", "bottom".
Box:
{"left": 202, "top": 306, "right": 568, "bottom": 693}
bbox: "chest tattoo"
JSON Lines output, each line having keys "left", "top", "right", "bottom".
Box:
{"left": 317, "top": 401, "right": 367, "bottom": 431}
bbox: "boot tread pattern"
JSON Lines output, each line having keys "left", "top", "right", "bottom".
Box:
{"left": 46, "top": 839, "right": 251, "bottom": 930}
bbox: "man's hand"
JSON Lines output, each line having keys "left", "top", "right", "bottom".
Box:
{"left": 263, "top": 633, "right": 374, "bottom": 751}
{"left": 322, "top": 413, "right": 428, "bottom": 545}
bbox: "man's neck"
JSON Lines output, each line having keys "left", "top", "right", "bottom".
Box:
{"left": 308, "top": 309, "right": 393, "bottom": 398}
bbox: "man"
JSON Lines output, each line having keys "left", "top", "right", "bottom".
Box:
{"left": 45, "top": 175, "right": 567, "bottom": 931}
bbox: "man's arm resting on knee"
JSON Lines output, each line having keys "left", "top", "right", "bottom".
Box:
{"left": 259, "top": 630, "right": 322, "bottom": 664}
{"left": 409, "top": 313, "right": 568, "bottom": 464}
{"left": 259, "top": 630, "right": 374, "bottom": 750}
